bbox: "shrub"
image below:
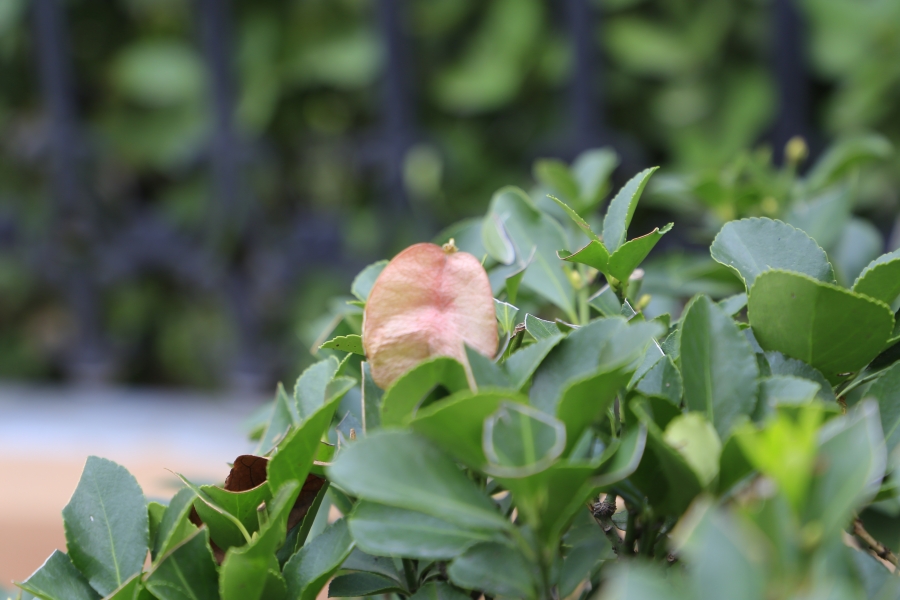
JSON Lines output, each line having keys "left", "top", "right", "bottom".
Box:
{"left": 16, "top": 167, "right": 900, "bottom": 600}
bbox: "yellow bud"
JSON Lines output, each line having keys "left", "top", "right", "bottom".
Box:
{"left": 785, "top": 136, "right": 808, "bottom": 165}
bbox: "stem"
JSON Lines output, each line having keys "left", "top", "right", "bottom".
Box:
{"left": 623, "top": 509, "right": 638, "bottom": 555}
{"left": 590, "top": 499, "right": 623, "bottom": 555}
{"left": 853, "top": 519, "right": 899, "bottom": 567}
{"left": 402, "top": 559, "right": 418, "bottom": 592}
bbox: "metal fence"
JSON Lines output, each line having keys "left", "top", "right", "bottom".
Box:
{"left": 15, "top": 0, "right": 808, "bottom": 389}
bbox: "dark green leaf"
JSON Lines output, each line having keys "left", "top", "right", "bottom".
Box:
{"left": 257, "top": 383, "right": 294, "bottom": 454}
{"left": 710, "top": 218, "right": 835, "bottom": 288}
{"left": 556, "top": 369, "right": 631, "bottom": 452}
{"left": 348, "top": 502, "right": 497, "bottom": 560}
{"left": 589, "top": 285, "right": 622, "bottom": 316}
{"left": 607, "top": 223, "right": 673, "bottom": 282}
{"left": 268, "top": 386, "right": 347, "bottom": 496}
{"left": 340, "top": 549, "right": 402, "bottom": 584}
{"left": 763, "top": 351, "right": 835, "bottom": 402}
{"left": 351, "top": 261, "right": 388, "bottom": 301}
{"left": 784, "top": 186, "right": 851, "bottom": 249}
{"left": 806, "top": 401, "right": 886, "bottom": 538}
{"left": 634, "top": 355, "right": 683, "bottom": 404}
{"left": 547, "top": 194, "right": 600, "bottom": 242}
{"left": 17, "top": 551, "right": 99, "bottom": 600}
{"left": 748, "top": 270, "right": 895, "bottom": 381}
{"left": 853, "top": 248, "right": 900, "bottom": 308}
{"left": 505, "top": 334, "right": 565, "bottom": 390}
{"left": 380, "top": 356, "right": 470, "bottom": 426}
{"left": 328, "top": 430, "right": 509, "bottom": 531}
{"left": 597, "top": 562, "right": 687, "bottom": 600}
{"left": 558, "top": 240, "right": 610, "bottom": 276}
{"left": 63, "top": 457, "right": 149, "bottom": 596}
{"left": 831, "top": 218, "right": 884, "bottom": 287}
{"left": 865, "top": 363, "right": 900, "bottom": 453}
{"left": 494, "top": 299, "right": 519, "bottom": 335}
{"left": 593, "top": 425, "right": 647, "bottom": 488}
{"left": 361, "top": 362, "right": 382, "bottom": 432}
{"left": 535, "top": 160, "right": 580, "bottom": 206}
{"left": 680, "top": 295, "right": 759, "bottom": 437}
{"left": 283, "top": 519, "right": 355, "bottom": 600}
{"left": 328, "top": 573, "right": 406, "bottom": 598}
{"left": 483, "top": 402, "right": 566, "bottom": 477}
{"left": 102, "top": 574, "right": 142, "bottom": 599}
{"left": 145, "top": 528, "right": 218, "bottom": 600}
{"left": 407, "top": 582, "right": 472, "bottom": 600}
{"left": 294, "top": 357, "right": 341, "bottom": 421}
{"left": 465, "top": 345, "right": 512, "bottom": 389}
{"left": 411, "top": 389, "right": 528, "bottom": 468}
{"left": 483, "top": 186, "right": 575, "bottom": 317}
{"left": 524, "top": 313, "right": 561, "bottom": 341}
{"left": 603, "top": 167, "right": 658, "bottom": 253}
{"left": 194, "top": 480, "right": 271, "bottom": 551}
{"left": 448, "top": 542, "right": 536, "bottom": 599}
{"left": 319, "top": 334, "right": 365, "bottom": 356}
{"left": 152, "top": 487, "right": 197, "bottom": 562}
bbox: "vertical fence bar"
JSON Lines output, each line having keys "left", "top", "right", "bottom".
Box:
{"left": 772, "top": 0, "right": 809, "bottom": 163}
{"left": 377, "top": 0, "right": 413, "bottom": 213}
{"left": 33, "top": 0, "right": 109, "bottom": 381}
{"left": 196, "top": 0, "right": 266, "bottom": 389}
{"left": 565, "top": 0, "right": 606, "bottom": 153}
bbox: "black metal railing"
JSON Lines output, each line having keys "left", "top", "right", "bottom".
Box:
{"left": 15, "top": 0, "right": 808, "bottom": 389}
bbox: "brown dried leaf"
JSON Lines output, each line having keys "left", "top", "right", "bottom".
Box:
{"left": 224, "top": 454, "right": 269, "bottom": 491}
{"left": 287, "top": 474, "right": 327, "bottom": 531}
{"left": 363, "top": 242, "right": 498, "bottom": 388}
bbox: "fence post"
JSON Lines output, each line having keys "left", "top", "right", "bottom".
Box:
{"left": 772, "top": 0, "right": 809, "bottom": 163}
{"left": 565, "top": 0, "right": 607, "bottom": 154}
{"left": 32, "top": 0, "right": 110, "bottom": 382}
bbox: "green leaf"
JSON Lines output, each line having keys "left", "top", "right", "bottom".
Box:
{"left": 411, "top": 389, "right": 528, "bottom": 468}
{"left": 784, "top": 186, "right": 851, "bottom": 249}
{"left": 547, "top": 194, "right": 600, "bottom": 242}
{"left": 62, "top": 457, "right": 149, "bottom": 596}
{"left": 380, "top": 356, "right": 470, "bottom": 426}
{"left": 268, "top": 385, "right": 347, "bottom": 497}
{"left": 448, "top": 542, "right": 536, "bottom": 599}
{"left": 102, "top": 574, "right": 142, "bottom": 599}
{"left": 175, "top": 474, "right": 251, "bottom": 547}
{"left": 531, "top": 317, "right": 662, "bottom": 415}
{"left": 805, "top": 134, "right": 893, "bottom": 192}
{"left": 483, "top": 186, "right": 576, "bottom": 318}
{"left": 558, "top": 241, "right": 610, "bottom": 276}
{"left": 755, "top": 375, "right": 821, "bottom": 419}
{"left": 219, "top": 481, "right": 300, "bottom": 600}
{"left": 589, "top": 285, "right": 622, "bottom": 316}
{"left": 408, "top": 582, "right": 472, "bottom": 600}
{"left": 662, "top": 413, "right": 722, "bottom": 487}
{"left": 680, "top": 295, "right": 759, "bottom": 437}
{"left": 328, "top": 430, "right": 510, "bottom": 531}
{"left": 853, "top": 248, "right": 900, "bottom": 308}
{"left": 319, "top": 334, "right": 365, "bottom": 356}
{"left": 710, "top": 218, "right": 835, "bottom": 288}
{"left": 483, "top": 402, "right": 567, "bottom": 477}
{"left": 145, "top": 528, "right": 218, "bottom": 600}
{"left": 505, "top": 333, "right": 565, "bottom": 390}
{"left": 718, "top": 293, "right": 748, "bottom": 316}
{"left": 465, "top": 345, "right": 512, "bottom": 389}
{"left": 152, "top": 487, "right": 197, "bottom": 562}
{"left": 607, "top": 223, "right": 673, "bottom": 282}
{"left": 597, "top": 562, "right": 687, "bottom": 600}
{"left": 494, "top": 299, "right": 519, "bottom": 335}
{"left": 535, "top": 160, "right": 580, "bottom": 205}
{"left": 504, "top": 253, "right": 530, "bottom": 303}
{"left": 865, "top": 362, "right": 900, "bottom": 453}
{"left": 831, "top": 218, "right": 884, "bottom": 287}
{"left": 283, "top": 519, "right": 355, "bottom": 600}
{"left": 592, "top": 425, "right": 647, "bottom": 488}
{"left": 340, "top": 549, "right": 403, "bottom": 584}
{"left": 17, "top": 551, "right": 100, "bottom": 600}
{"left": 256, "top": 383, "right": 293, "bottom": 454}
{"left": 328, "top": 573, "right": 406, "bottom": 598}
{"left": 361, "top": 362, "right": 382, "bottom": 432}
{"left": 763, "top": 351, "right": 835, "bottom": 403}
{"left": 748, "top": 270, "right": 895, "bottom": 381}
{"left": 634, "top": 355, "right": 683, "bottom": 404}
{"left": 351, "top": 260, "right": 388, "bottom": 301}
{"left": 294, "top": 357, "right": 341, "bottom": 421}
{"left": 572, "top": 148, "right": 618, "bottom": 210}
{"left": 806, "top": 401, "right": 886, "bottom": 538}
{"left": 348, "top": 502, "right": 498, "bottom": 560}
{"left": 602, "top": 167, "right": 658, "bottom": 253}
{"left": 556, "top": 369, "right": 631, "bottom": 453}
{"left": 524, "top": 314, "right": 561, "bottom": 341}
{"left": 630, "top": 398, "right": 704, "bottom": 514}
{"left": 194, "top": 480, "right": 272, "bottom": 550}
{"left": 482, "top": 212, "right": 517, "bottom": 265}
{"left": 674, "top": 504, "right": 767, "bottom": 600}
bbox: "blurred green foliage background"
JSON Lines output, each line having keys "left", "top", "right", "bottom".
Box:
{"left": 0, "top": 0, "right": 898, "bottom": 389}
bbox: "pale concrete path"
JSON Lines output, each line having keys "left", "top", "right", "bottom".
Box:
{"left": 0, "top": 383, "right": 263, "bottom": 586}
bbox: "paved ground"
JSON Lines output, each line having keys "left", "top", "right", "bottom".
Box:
{"left": 0, "top": 383, "right": 264, "bottom": 587}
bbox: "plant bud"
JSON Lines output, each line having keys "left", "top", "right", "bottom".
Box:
{"left": 363, "top": 242, "right": 499, "bottom": 388}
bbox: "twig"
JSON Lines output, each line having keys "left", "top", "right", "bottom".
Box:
{"left": 590, "top": 499, "right": 623, "bottom": 555}
{"left": 853, "top": 519, "right": 899, "bottom": 567}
